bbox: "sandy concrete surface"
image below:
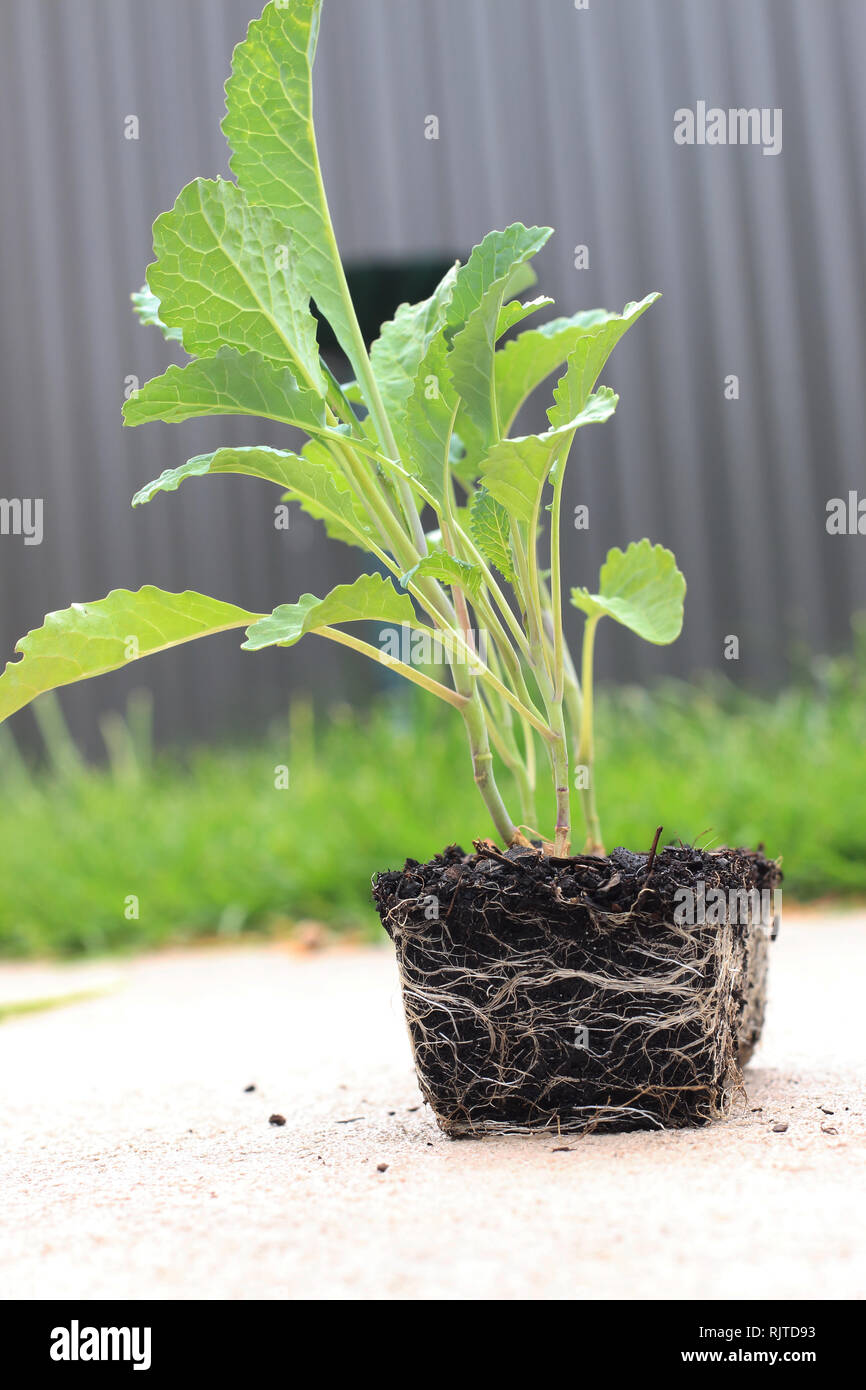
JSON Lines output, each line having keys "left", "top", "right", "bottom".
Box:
{"left": 1, "top": 914, "right": 864, "bottom": 1301}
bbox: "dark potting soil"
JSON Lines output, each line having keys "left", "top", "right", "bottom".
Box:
{"left": 373, "top": 843, "right": 782, "bottom": 1137}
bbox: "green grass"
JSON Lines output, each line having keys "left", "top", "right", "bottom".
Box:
{"left": 1, "top": 636, "right": 864, "bottom": 957}
{"left": 0, "top": 988, "right": 114, "bottom": 1023}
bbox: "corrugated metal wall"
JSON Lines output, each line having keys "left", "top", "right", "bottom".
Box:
{"left": 1, "top": 0, "right": 864, "bottom": 748}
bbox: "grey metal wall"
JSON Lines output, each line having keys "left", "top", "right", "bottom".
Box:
{"left": 1, "top": 0, "right": 864, "bottom": 748}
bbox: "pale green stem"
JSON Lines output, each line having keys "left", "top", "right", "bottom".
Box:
{"left": 476, "top": 640, "right": 535, "bottom": 825}
{"left": 510, "top": 522, "right": 572, "bottom": 846}
{"left": 480, "top": 688, "right": 535, "bottom": 827}
{"left": 549, "top": 445, "right": 570, "bottom": 703}
{"left": 460, "top": 685, "right": 518, "bottom": 844}
{"left": 315, "top": 626, "right": 469, "bottom": 711}
{"left": 539, "top": 577, "right": 583, "bottom": 760}
{"left": 448, "top": 517, "right": 535, "bottom": 664}
{"left": 576, "top": 614, "right": 604, "bottom": 854}
{"left": 511, "top": 527, "right": 547, "bottom": 665}
{"left": 410, "top": 622, "right": 553, "bottom": 741}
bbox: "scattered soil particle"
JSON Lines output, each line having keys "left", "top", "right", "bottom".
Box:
{"left": 376, "top": 1163, "right": 389, "bottom": 1173}
{"left": 268, "top": 1114, "right": 286, "bottom": 1127}
{"left": 772, "top": 1122, "right": 789, "bottom": 1133}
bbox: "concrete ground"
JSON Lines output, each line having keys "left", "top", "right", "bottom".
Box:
{"left": 1, "top": 913, "right": 864, "bottom": 1301}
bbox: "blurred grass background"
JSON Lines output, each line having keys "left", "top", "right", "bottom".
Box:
{"left": 1, "top": 629, "right": 864, "bottom": 958}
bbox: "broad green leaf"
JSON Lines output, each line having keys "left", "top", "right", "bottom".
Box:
{"left": 496, "top": 295, "right": 554, "bottom": 339}
{"left": 499, "top": 261, "right": 539, "bottom": 303}
{"left": 131, "top": 443, "right": 375, "bottom": 551}
{"left": 495, "top": 310, "right": 612, "bottom": 432}
{"left": 467, "top": 488, "right": 515, "bottom": 582}
{"left": 496, "top": 295, "right": 659, "bottom": 434}
{"left": 0, "top": 589, "right": 260, "bottom": 724}
{"left": 242, "top": 574, "right": 416, "bottom": 651}
{"left": 122, "top": 347, "right": 326, "bottom": 431}
{"left": 481, "top": 389, "right": 619, "bottom": 525}
{"left": 370, "top": 263, "right": 458, "bottom": 454}
{"left": 548, "top": 293, "right": 659, "bottom": 427}
{"left": 147, "top": 177, "right": 324, "bottom": 393}
{"left": 401, "top": 548, "right": 483, "bottom": 598}
{"left": 479, "top": 434, "right": 559, "bottom": 527}
{"left": 398, "top": 229, "right": 551, "bottom": 496}
{"left": 446, "top": 409, "right": 488, "bottom": 487}
{"left": 444, "top": 225, "right": 552, "bottom": 338}
{"left": 403, "top": 333, "right": 458, "bottom": 507}
{"left": 223, "top": 1, "right": 369, "bottom": 390}
{"left": 447, "top": 224, "right": 553, "bottom": 443}
{"left": 570, "top": 539, "right": 685, "bottom": 644}
{"left": 131, "top": 286, "right": 183, "bottom": 343}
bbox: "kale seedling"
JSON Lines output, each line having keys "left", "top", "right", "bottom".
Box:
{"left": 0, "top": 0, "right": 684, "bottom": 856}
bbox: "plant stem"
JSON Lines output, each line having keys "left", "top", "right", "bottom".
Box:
{"left": 576, "top": 614, "right": 604, "bottom": 854}
{"left": 549, "top": 445, "right": 568, "bottom": 703}
{"left": 315, "top": 627, "right": 469, "bottom": 710}
{"left": 409, "top": 621, "right": 553, "bottom": 744}
{"left": 450, "top": 520, "right": 535, "bottom": 664}
{"left": 479, "top": 691, "right": 535, "bottom": 827}
{"left": 548, "top": 711, "right": 571, "bottom": 856}
{"left": 526, "top": 495, "right": 552, "bottom": 687}
{"left": 460, "top": 686, "right": 518, "bottom": 844}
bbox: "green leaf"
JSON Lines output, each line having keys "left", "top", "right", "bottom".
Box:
{"left": 223, "top": 1, "right": 369, "bottom": 391}
{"left": 242, "top": 573, "right": 416, "bottom": 651}
{"left": 444, "top": 225, "right": 551, "bottom": 337}
{"left": 131, "top": 286, "right": 183, "bottom": 343}
{"left": 147, "top": 177, "right": 324, "bottom": 392}
{"left": 494, "top": 311, "right": 611, "bottom": 432}
{"left": 370, "top": 263, "right": 458, "bottom": 455}
{"left": 122, "top": 347, "right": 326, "bottom": 431}
{"left": 496, "top": 295, "right": 554, "bottom": 339}
{"left": 401, "top": 548, "right": 483, "bottom": 598}
{"left": 0, "top": 589, "right": 260, "bottom": 724}
{"left": 479, "top": 433, "right": 559, "bottom": 527}
{"left": 467, "top": 488, "right": 515, "bottom": 582}
{"left": 407, "top": 227, "right": 552, "bottom": 488}
{"left": 495, "top": 295, "right": 659, "bottom": 434}
{"left": 548, "top": 293, "right": 660, "bottom": 428}
{"left": 570, "top": 539, "right": 686, "bottom": 644}
{"left": 499, "top": 260, "right": 539, "bottom": 303}
{"left": 481, "top": 389, "right": 619, "bottom": 525}
{"left": 403, "top": 333, "right": 458, "bottom": 507}
{"left": 132, "top": 442, "right": 376, "bottom": 551}
{"left": 446, "top": 224, "right": 553, "bottom": 444}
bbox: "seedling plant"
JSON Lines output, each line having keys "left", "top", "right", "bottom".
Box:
{"left": 0, "top": 0, "right": 685, "bottom": 858}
